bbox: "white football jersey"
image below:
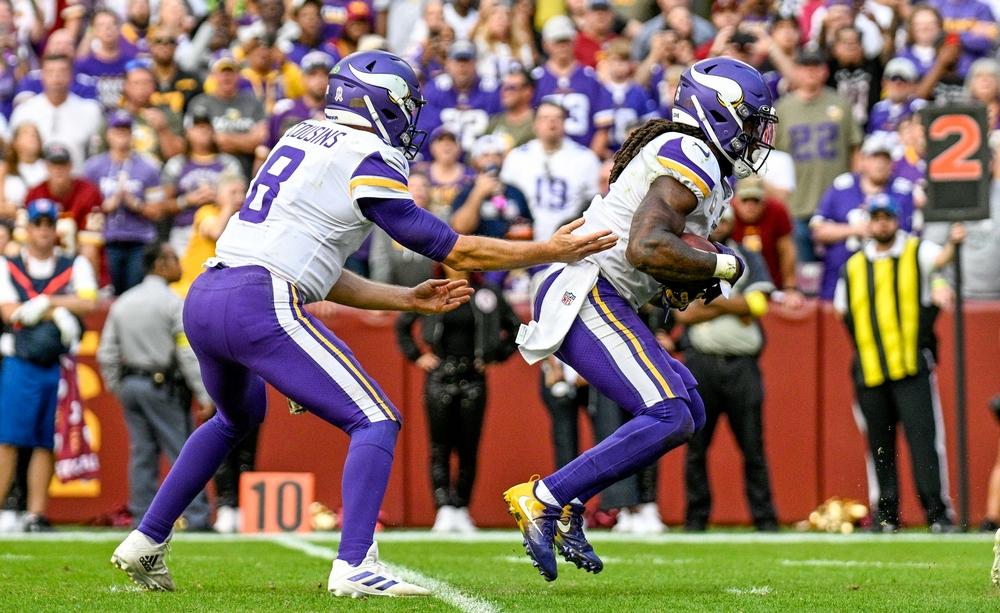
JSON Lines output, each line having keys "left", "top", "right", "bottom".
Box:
{"left": 216, "top": 120, "right": 412, "bottom": 303}
{"left": 500, "top": 138, "right": 602, "bottom": 241}
{"left": 582, "top": 131, "right": 730, "bottom": 308}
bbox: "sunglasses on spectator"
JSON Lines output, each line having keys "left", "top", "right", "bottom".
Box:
{"left": 501, "top": 82, "right": 527, "bottom": 91}
{"left": 886, "top": 75, "right": 912, "bottom": 83}
{"left": 152, "top": 38, "right": 177, "bottom": 45}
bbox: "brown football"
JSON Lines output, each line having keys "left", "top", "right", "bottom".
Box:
{"left": 680, "top": 232, "right": 718, "bottom": 252}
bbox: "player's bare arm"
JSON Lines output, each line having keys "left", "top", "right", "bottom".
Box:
{"left": 325, "top": 269, "right": 473, "bottom": 314}
{"left": 625, "top": 175, "right": 720, "bottom": 283}
{"left": 444, "top": 218, "right": 617, "bottom": 271}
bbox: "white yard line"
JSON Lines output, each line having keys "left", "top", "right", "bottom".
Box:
{"left": 272, "top": 535, "right": 500, "bottom": 613}
{"left": 725, "top": 585, "right": 772, "bottom": 596}
{"left": 0, "top": 530, "right": 991, "bottom": 544}
{"left": 779, "top": 558, "right": 936, "bottom": 569}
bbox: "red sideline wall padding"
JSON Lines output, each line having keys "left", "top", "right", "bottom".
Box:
{"left": 49, "top": 301, "right": 1000, "bottom": 527}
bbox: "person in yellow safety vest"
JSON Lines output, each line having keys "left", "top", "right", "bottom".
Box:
{"left": 834, "top": 194, "right": 966, "bottom": 533}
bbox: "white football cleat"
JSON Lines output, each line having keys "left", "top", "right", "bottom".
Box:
{"left": 431, "top": 505, "right": 456, "bottom": 533}
{"left": 111, "top": 530, "right": 175, "bottom": 591}
{"left": 633, "top": 503, "right": 667, "bottom": 534}
{"left": 452, "top": 507, "right": 478, "bottom": 533}
{"left": 992, "top": 528, "right": 1000, "bottom": 588}
{"left": 213, "top": 506, "right": 239, "bottom": 534}
{"left": 612, "top": 508, "right": 634, "bottom": 533}
{"left": 328, "top": 543, "right": 430, "bottom": 597}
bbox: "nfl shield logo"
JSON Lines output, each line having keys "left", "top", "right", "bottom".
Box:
{"left": 561, "top": 291, "right": 576, "bottom": 306}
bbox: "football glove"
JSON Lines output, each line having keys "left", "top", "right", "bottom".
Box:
{"left": 713, "top": 242, "right": 745, "bottom": 286}
{"left": 661, "top": 282, "right": 709, "bottom": 311}
{"left": 11, "top": 294, "right": 51, "bottom": 327}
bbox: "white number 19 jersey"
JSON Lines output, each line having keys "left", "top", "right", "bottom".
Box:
{"left": 215, "top": 120, "right": 412, "bottom": 303}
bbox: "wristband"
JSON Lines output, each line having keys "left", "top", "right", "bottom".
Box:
{"left": 714, "top": 253, "right": 738, "bottom": 280}
{"left": 177, "top": 195, "right": 188, "bottom": 210}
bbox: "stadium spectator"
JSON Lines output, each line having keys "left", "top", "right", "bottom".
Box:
{"left": 923, "top": 182, "right": 1000, "bottom": 301}
{"left": 7, "top": 123, "right": 46, "bottom": 191}
{"left": 896, "top": 5, "right": 965, "bottom": 103}
{"left": 415, "top": 127, "right": 474, "bottom": 220}
{"left": 285, "top": 0, "right": 341, "bottom": 65}
{"left": 368, "top": 171, "right": 437, "bottom": 287}
{"left": 633, "top": 0, "right": 715, "bottom": 60}
{"left": 811, "top": 135, "right": 916, "bottom": 300}
{"left": 410, "top": 21, "right": 455, "bottom": 82}
{"left": 694, "top": 0, "right": 741, "bottom": 60}
{"left": 809, "top": 0, "right": 885, "bottom": 60}
{"left": 161, "top": 109, "right": 243, "bottom": 258}
{"left": 121, "top": 0, "right": 152, "bottom": 53}
{"left": 97, "top": 241, "right": 213, "bottom": 533}
{"left": 83, "top": 111, "right": 164, "bottom": 296}
{"left": 533, "top": 15, "right": 613, "bottom": 157}
{"left": 772, "top": 48, "right": 861, "bottom": 263}
{"left": 834, "top": 199, "right": 964, "bottom": 532}
{"left": 24, "top": 143, "right": 103, "bottom": 276}
{"left": 74, "top": 8, "right": 137, "bottom": 110}
{"left": 14, "top": 29, "right": 98, "bottom": 107}
{"left": 176, "top": 8, "right": 237, "bottom": 75}
{"left": 0, "top": 3, "right": 22, "bottom": 121}
{"left": 500, "top": 100, "right": 601, "bottom": 243}
{"left": 675, "top": 209, "right": 780, "bottom": 533}
{"left": 485, "top": 68, "right": 536, "bottom": 150}
{"left": 238, "top": 29, "right": 305, "bottom": 114}
{"left": 575, "top": 0, "right": 618, "bottom": 68}
{"left": 147, "top": 25, "right": 203, "bottom": 116}
{"left": 964, "top": 58, "right": 1000, "bottom": 131}
{"left": 119, "top": 60, "right": 186, "bottom": 163}
{"left": 825, "top": 25, "right": 886, "bottom": 128}
{"left": 597, "top": 38, "right": 656, "bottom": 152}
{"left": 930, "top": 0, "right": 998, "bottom": 80}
{"left": 0, "top": 198, "right": 97, "bottom": 532}
{"left": 187, "top": 54, "right": 267, "bottom": 179}
{"left": 867, "top": 57, "right": 926, "bottom": 135}
{"left": 730, "top": 176, "right": 804, "bottom": 307}
{"left": 444, "top": 0, "right": 478, "bottom": 40}
{"left": 418, "top": 40, "right": 501, "bottom": 154}
{"left": 10, "top": 54, "right": 103, "bottom": 172}
{"left": 264, "top": 51, "right": 334, "bottom": 153}
{"left": 335, "top": 1, "right": 374, "bottom": 58}
{"left": 396, "top": 268, "right": 521, "bottom": 533}
{"left": 471, "top": 0, "right": 536, "bottom": 82}
{"left": 451, "top": 134, "right": 532, "bottom": 239}
{"left": 174, "top": 173, "right": 246, "bottom": 297}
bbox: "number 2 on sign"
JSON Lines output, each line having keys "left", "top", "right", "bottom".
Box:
{"left": 928, "top": 115, "right": 983, "bottom": 181}
{"left": 240, "top": 145, "right": 306, "bottom": 223}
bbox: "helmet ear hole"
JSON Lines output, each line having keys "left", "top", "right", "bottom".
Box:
{"left": 709, "top": 109, "right": 727, "bottom": 123}
{"left": 383, "top": 108, "right": 398, "bottom": 120}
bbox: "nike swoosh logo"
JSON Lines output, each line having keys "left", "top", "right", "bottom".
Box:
{"left": 556, "top": 519, "right": 572, "bottom": 535}
{"left": 693, "top": 142, "right": 710, "bottom": 158}
{"left": 518, "top": 496, "right": 536, "bottom": 524}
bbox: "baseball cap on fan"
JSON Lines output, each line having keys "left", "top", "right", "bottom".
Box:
{"left": 300, "top": 50, "right": 335, "bottom": 73}
{"left": 542, "top": 15, "right": 576, "bottom": 43}
{"left": 884, "top": 57, "right": 918, "bottom": 82}
{"left": 26, "top": 198, "right": 60, "bottom": 223}
{"left": 448, "top": 40, "right": 477, "bottom": 61}
{"left": 43, "top": 142, "right": 71, "bottom": 165}
{"left": 867, "top": 193, "right": 899, "bottom": 217}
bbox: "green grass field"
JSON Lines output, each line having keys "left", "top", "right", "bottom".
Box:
{"left": 1, "top": 531, "right": 998, "bottom": 612}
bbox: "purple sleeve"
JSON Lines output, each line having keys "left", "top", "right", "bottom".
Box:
{"left": 358, "top": 197, "right": 459, "bottom": 262}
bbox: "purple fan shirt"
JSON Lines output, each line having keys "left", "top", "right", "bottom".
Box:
{"left": 867, "top": 97, "right": 927, "bottom": 134}
{"left": 320, "top": 0, "right": 375, "bottom": 41}
{"left": 285, "top": 40, "right": 341, "bottom": 66}
{"left": 82, "top": 152, "right": 162, "bottom": 244}
{"left": 606, "top": 81, "right": 657, "bottom": 152}
{"left": 162, "top": 153, "right": 243, "bottom": 228}
{"left": 812, "top": 173, "right": 915, "bottom": 299}
{"left": 930, "top": 0, "right": 998, "bottom": 78}
{"left": 268, "top": 98, "right": 326, "bottom": 148}
{"left": 75, "top": 50, "right": 137, "bottom": 109}
{"left": 532, "top": 63, "right": 613, "bottom": 148}
{"left": 17, "top": 70, "right": 98, "bottom": 102}
{"left": 417, "top": 74, "right": 502, "bottom": 154}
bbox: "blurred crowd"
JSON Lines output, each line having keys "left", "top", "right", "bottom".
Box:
{"left": 0, "top": 0, "right": 998, "bottom": 534}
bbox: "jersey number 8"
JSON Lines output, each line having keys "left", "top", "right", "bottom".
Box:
{"left": 240, "top": 145, "right": 306, "bottom": 223}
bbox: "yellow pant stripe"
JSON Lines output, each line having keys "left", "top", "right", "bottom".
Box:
{"left": 897, "top": 239, "right": 920, "bottom": 376}
{"left": 289, "top": 285, "right": 397, "bottom": 422}
{"left": 590, "top": 286, "right": 675, "bottom": 399}
{"left": 847, "top": 254, "right": 884, "bottom": 387}
{"left": 873, "top": 258, "right": 905, "bottom": 380}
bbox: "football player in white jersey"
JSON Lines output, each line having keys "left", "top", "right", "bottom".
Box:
{"left": 505, "top": 57, "right": 778, "bottom": 582}
{"left": 500, "top": 100, "right": 603, "bottom": 242}
{"left": 110, "top": 50, "right": 616, "bottom": 597}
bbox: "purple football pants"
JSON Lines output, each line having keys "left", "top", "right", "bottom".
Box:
{"left": 138, "top": 265, "right": 400, "bottom": 564}
{"left": 536, "top": 275, "right": 706, "bottom": 506}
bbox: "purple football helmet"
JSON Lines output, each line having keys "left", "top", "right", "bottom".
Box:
{"left": 325, "top": 50, "right": 427, "bottom": 159}
{"left": 672, "top": 57, "right": 778, "bottom": 179}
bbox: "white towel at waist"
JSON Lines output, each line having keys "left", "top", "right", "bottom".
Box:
{"left": 516, "top": 260, "right": 600, "bottom": 364}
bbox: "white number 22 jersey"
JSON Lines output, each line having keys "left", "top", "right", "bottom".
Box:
{"left": 215, "top": 120, "right": 412, "bottom": 303}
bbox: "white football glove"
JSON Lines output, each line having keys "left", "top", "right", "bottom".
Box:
{"left": 11, "top": 294, "right": 51, "bottom": 326}
{"left": 51, "top": 306, "right": 80, "bottom": 346}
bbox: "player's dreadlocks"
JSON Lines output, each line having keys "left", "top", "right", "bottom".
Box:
{"left": 609, "top": 119, "right": 708, "bottom": 184}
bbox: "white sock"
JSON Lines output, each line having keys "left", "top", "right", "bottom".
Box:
{"left": 534, "top": 480, "right": 560, "bottom": 506}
